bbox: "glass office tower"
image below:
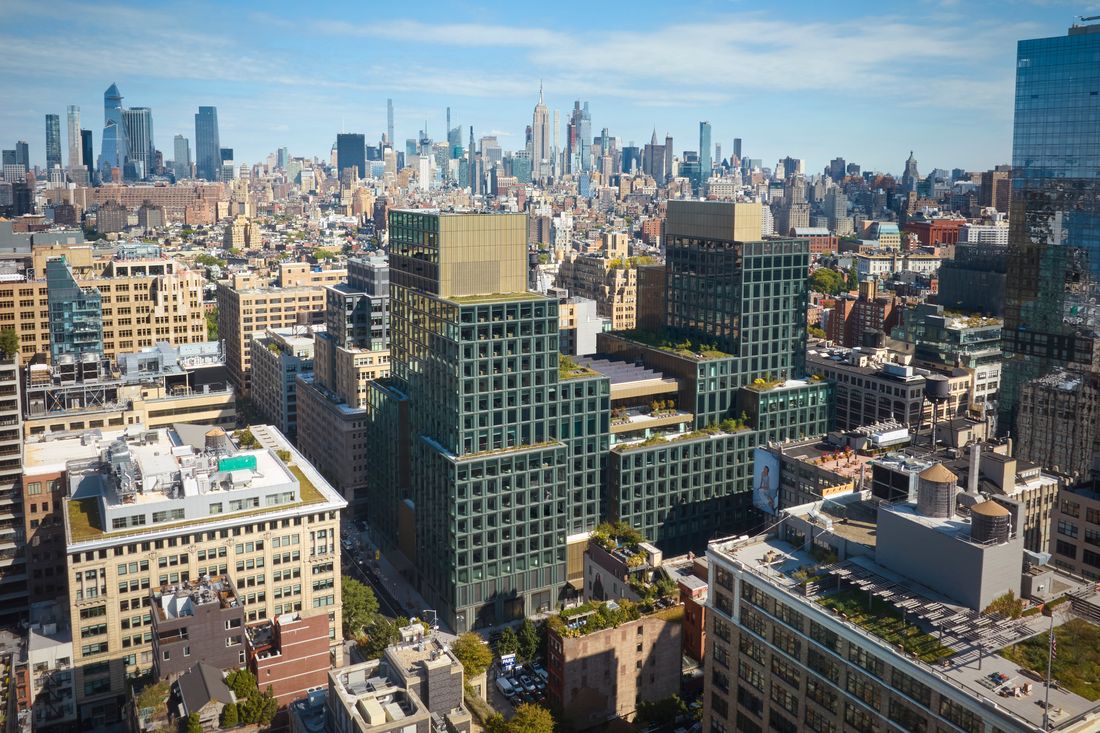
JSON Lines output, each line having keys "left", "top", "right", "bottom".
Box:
{"left": 194, "top": 106, "right": 221, "bottom": 181}
{"left": 44, "top": 114, "right": 62, "bottom": 172}
{"left": 1000, "top": 22, "right": 1100, "bottom": 431}
{"left": 46, "top": 257, "right": 103, "bottom": 361}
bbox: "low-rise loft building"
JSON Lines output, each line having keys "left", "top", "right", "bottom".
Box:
{"left": 39, "top": 423, "right": 344, "bottom": 728}
{"left": 547, "top": 600, "right": 682, "bottom": 730}
{"left": 703, "top": 481, "right": 1100, "bottom": 733}
{"left": 23, "top": 341, "right": 235, "bottom": 438}
{"left": 1050, "top": 480, "right": 1100, "bottom": 581}
{"left": 15, "top": 602, "right": 76, "bottom": 733}
{"left": 247, "top": 612, "right": 331, "bottom": 706}
{"left": 554, "top": 252, "right": 638, "bottom": 330}
{"left": 151, "top": 576, "right": 246, "bottom": 679}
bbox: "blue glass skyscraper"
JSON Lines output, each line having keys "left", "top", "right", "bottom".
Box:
{"left": 1001, "top": 21, "right": 1100, "bottom": 430}
{"left": 194, "top": 106, "right": 221, "bottom": 181}
{"left": 44, "top": 114, "right": 61, "bottom": 172}
{"left": 98, "top": 83, "right": 128, "bottom": 179}
{"left": 699, "top": 120, "right": 712, "bottom": 183}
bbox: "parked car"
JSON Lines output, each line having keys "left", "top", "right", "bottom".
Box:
{"left": 495, "top": 676, "right": 515, "bottom": 697}
{"left": 518, "top": 674, "right": 537, "bottom": 693}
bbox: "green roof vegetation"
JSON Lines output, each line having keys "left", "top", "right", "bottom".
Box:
{"left": 817, "top": 589, "right": 955, "bottom": 664}
{"left": 1002, "top": 618, "right": 1100, "bottom": 700}
{"left": 611, "top": 420, "right": 751, "bottom": 453}
{"left": 67, "top": 498, "right": 101, "bottom": 541}
{"left": 66, "top": 455, "right": 329, "bottom": 543}
{"left": 549, "top": 597, "right": 681, "bottom": 638}
{"left": 615, "top": 330, "right": 731, "bottom": 360}
{"left": 590, "top": 520, "right": 645, "bottom": 554}
{"left": 446, "top": 292, "right": 543, "bottom": 304}
{"left": 559, "top": 355, "right": 600, "bottom": 380}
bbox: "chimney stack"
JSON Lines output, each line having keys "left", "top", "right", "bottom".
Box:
{"left": 968, "top": 442, "right": 981, "bottom": 497}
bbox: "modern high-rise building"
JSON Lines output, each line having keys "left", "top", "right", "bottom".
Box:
{"left": 173, "top": 134, "right": 191, "bottom": 179}
{"left": 699, "top": 120, "right": 712, "bottom": 180}
{"left": 98, "top": 83, "right": 128, "bottom": 179}
{"left": 531, "top": 86, "right": 551, "bottom": 182}
{"left": 66, "top": 105, "right": 82, "bottom": 171}
{"left": 277, "top": 146, "right": 288, "bottom": 169}
{"left": 14, "top": 140, "right": 28, "bottom": 169}
{"left": 732, "top": 137, "right": 742, "bottom": 161}
{"left": 386, "top": 98, "right": 394, "bottom": 146}
{"left": 1000, "top": 21, "right": 1100, "bottom": 433}
{"left": 80, "top": 129, "right": 93, "bottom": 180}
{"left": 194, "top": 105, "right": 221, "bottom": 181}
{"left": 336, "top": 133, "right": 366, "bottom": 180}
{"left": 44, "top": 113, "right": 62, "bottom": 172}
{"left": 123, "top": 107, "right": 155, "bottom": 179}
{"left": 46, "top": 257, "right": 103, "bottom": 361}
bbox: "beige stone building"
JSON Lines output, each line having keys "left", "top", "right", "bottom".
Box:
{"left": 0, "top": 252, "right": 207, "bottom": 363}
{"left": 555, "top": 253, "right": 638, "bottom": 331}
{"left": 41, "top": 423, "right": 344, "bottom": 728}
{"left": 222, "top": 216, "right": 262, "bottom": 250}
{"left": 216, "top": 282, "right": 326, "bottom": 396}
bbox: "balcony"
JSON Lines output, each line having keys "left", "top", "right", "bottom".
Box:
{"left": 610, "top": 406, "right": 693, "bottom": 435}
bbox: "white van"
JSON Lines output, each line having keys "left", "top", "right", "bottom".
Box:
{"left": 495, "top": 676, "right": 515, "bottom": 696}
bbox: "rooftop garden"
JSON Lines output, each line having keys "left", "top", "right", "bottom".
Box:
{"left": 615, "top": 329, "right": 731, "bottom": 360}
{"left": 1002, "top": 618, "right": 1100, "bottom": 700}
{"left": 591, "top": 520, "right": 645, "bottom": 554}
{"left": 549, "top": 600, "right": 643, "bottom": 637}
{"left": 816, "top": 588, "right": 955, "bottom": 664}
{"left": 612, "top": 418, "right": 751, "bottom": 453}
{"left": 559, "top": 355, "right": 600, "bottom": 380}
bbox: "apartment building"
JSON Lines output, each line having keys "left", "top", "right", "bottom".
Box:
{"left": 216, "top": 282, "right": 325, "bottom": 397}
{"left": 1050, "top": 481, "right": 1100, "bottom": 581}
{"left": 0, "top": 248, "right": 207, "bottom": 362}
{"left": 1016, "top": 369, "right": 1100, "bottom": 481}
{"left": 250, "top": 327, "right": 319, "bottom": 442}
{"left": 43, "top": 424, "right": 344, "bottom": 728}
{"left": 554, "top": 252, "right": 638, "bottom": 330}
{"left": 0, "top": 352, "right": 23, "bottom": 620}
{"left": 826, "top": 280, "right": 898, "bottom": 348}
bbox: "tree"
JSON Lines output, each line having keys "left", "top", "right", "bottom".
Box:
{"left": 185, "top": 713, "right": 203, "bottom": 733}
{"left": 517, "top": 618, "right": 540, "bottom": 661}
{"left": 808, "top": 325, "right": 827, "bottom": 339}
{"left": 0, "top": 329, "right": 17, "bottom": 358}
{"left": 206, "top": 309, "right": 219, "bottom": 340}
{"left": 809, "top": 268, "right": 844, "bottom": 295}
{"left": 225, "top": 669, "right": 257, "bottom": 699}
{"left": 219, "top": 703, "right": 238, "bottom": 728}
{"left": 494, "top": 626, "right": 519, "bottom": 657}
{"left": 342, "top": 576, "right": 380, "bottom": 637}
{"left": 508, "top": 703, "right": 555, "bottom": 733}
{"left": 357, "top": 616, "right": 402, "bottom": 660}
{"left": 637, "top": 695, "right": 688, "bottom": 725}
{"left": 846, "top": 266, "right": 859, "bottom": 291}
{"left": 451, "top": 632, "right": 493, "bottom": 677}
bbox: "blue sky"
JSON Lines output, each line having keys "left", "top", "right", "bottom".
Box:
{"left": 0, "top": 0, "right": 1089, "bottom": 175}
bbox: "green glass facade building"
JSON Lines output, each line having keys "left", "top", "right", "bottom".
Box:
{"left": 46, "top": 256, "right": 103, "bottom": 361}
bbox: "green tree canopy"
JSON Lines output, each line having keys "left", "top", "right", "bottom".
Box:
{"left": 508, "top": 703, "right": 555, "bottom": 733}
{"left": 0, "top": 329, "right": 18, "bottom": 358}
{"left": 493, "top": 626, "right": 519, "bottom": 657}
{"left": 451, "top": 632, "right": 493, "bottom": 677}
{"left": 517, "top": 618, "right": 540, "bottom": 661}
{"left": 219, "top": 703, "right": 238, "bottom": 728}
{"left": 342, "top": 576, "right": 380, "bottom": 637}
{"left": 357, "top": 616, "right": 403, "bottom": 660}
{"left": 809, "top": 268, "right": 844, "bottom": 295}
{"left": 185, "top": 713, "right": 203, "bottom": 733}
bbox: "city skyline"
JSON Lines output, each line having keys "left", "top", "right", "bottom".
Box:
{"left": 0, "top": 0, "right": 1085, "bottom": 174}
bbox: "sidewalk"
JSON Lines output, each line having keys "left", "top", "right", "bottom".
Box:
{"left": 355, "top": 527, "right": 457, "bottom": 642}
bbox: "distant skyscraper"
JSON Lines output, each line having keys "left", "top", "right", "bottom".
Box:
{"left": 699, "top": 121, "right": 712, "bottom": 180}
{"left": 99, "top": 83, "right": 128, "bottom": 179}
{"left": 277, "top": 147, "right": 288, "bottom": 169}
{"left": 336, "top": 133, "right": 366, "bottom": 179}
{"left": 386, "top": 98, "right": 394, "bottom": 146}
{"left": 732, "top": 137, "right": 742, "bottom": 162}
{"left": 45, "top": 114, "right": 61, "bottom": 171}
{"left": 66, "top": 105, "right": 81, "bottom": 171}
{"left": 578, "top": 101, "right": 591, "bottom": 173}
{"left": 80, "top": 130, "right": 93, "bottom": 179}
{"left": 123, "top": 107, "right": 155, "bottom": 179}
{"left": 14, "top": 141, "right": 28, "bottom": 170}
{"left": 173, "top": 135, "right": 191, "bottom": 179}
{"left": 531, "top": 85, "right": 551, "bottom": 182}
{"left": 664, "top": 133, "right": 673, "bottom": 182}
{"left": 1001, "top": 21, "right": 1100, "bottom": 431}
{"left": 194, "top": 106, "right": 221, "bottom": 181}
{"left": 901, "top": 150, "right": 920, "bottom": 192}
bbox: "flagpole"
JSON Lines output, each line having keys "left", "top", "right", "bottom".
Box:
{"left": 1044, "top": 611, "right": 1054, "bottom": 730}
